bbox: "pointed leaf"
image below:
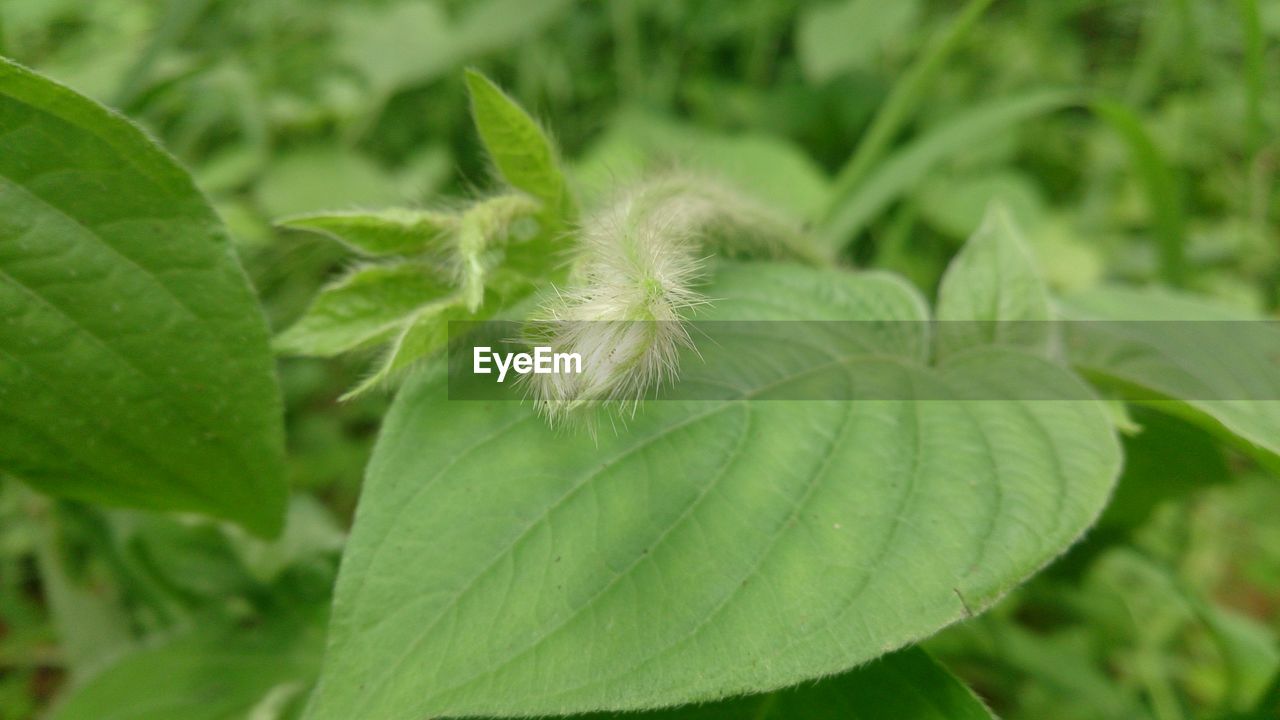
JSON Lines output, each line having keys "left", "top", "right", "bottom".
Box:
{"left": 465, "top": 69, "right": 573, "bottom": 224}
{"left": 0, "top": 59, "right": 286, "bottom": 536}
{"left": 341, "top": 300, "right": 467, "bottom": 400}
{"left": 936, "top": 203, "right": 1052, "bottom": 360}
{"left": 275, "top": 262, "right": 456, "bottom": 358}
{"left": 821, "top": 0, "right": 996, "bottom": 236}
{"left": 277, "top": 209, "right": 457, "bottom": 257}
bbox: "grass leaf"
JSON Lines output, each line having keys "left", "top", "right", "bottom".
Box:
{"left": 1091, "top": 100, "right": 1188, "bottom": 287}
{"left": 817, "top": 90, "right": 1077, "bottom": 257}
{"left": 819, "top": 0, "right": 995, "bottom": 239}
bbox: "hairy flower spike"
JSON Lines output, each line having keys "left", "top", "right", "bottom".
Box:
{"left": 528, "top": 173, "right": 814, "bottom": 424}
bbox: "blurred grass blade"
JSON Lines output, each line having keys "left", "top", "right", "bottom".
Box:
{"left": 819, "top": 0, "right": 995, "bottom": 235}
{"left": 1238, "top": 0, "right": 1266, "bottom": 153}
{"left": 1244, "top": 672, "right": 1280, "bottom": 720}
{"left": 32, "top": 505, "right": 134, "bottom": 680}
{"left": 1124, "top": 0, "right": 1179, "bottom": 107}
{"left": 817, "top": 90, "right": 1077, "bottom": 257}
{"left": 1091, "top": 100, "right": 1188, "bottom": 287}
{"left": 113, "top": 0, "right": 216, "bottom": 108}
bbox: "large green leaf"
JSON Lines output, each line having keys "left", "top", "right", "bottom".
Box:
{"left": 1059, "top": 286, "right": 1280, "bottom": 472}
{"left": 305, "top": 262, "right": 1119, "bottom": 718}
{"left": 0, "top": 59, "right": 286, "bottom": 536}
{"left": 569, "top": 647, "right": 993, "bottom": 719}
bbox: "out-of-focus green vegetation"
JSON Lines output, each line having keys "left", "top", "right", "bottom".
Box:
{"left": 0, "top": 1, "right": 1276, "bottom": 718}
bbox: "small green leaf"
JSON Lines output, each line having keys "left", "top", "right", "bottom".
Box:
{"left": 277, "top": 209, "right": 457, "bottom": 257}
{"left": 49, "top": 617, "right": 323, "bottom": 720}
{"left": 797, "top": 0, "right": 923, "bottom": 83}
{"left": 936, "top": 203, "right": 1052, "bottom": 360}
{"left": 340, "top": 300, "right": 468, "bottom": 401}
{"left": 305, "top": 263, "right": 1119, "bottom": 718}
{"left": 566, "top": 647, "right": 993, "bottom": 719}
{"left": 275, "top": 194, "right": 540, "bottom": 396}
{"left": 275, "top": 262, "right": 456, "bottom": 357}
{"left": 0, "top": 58, "right": 286, "bottom": 537}
{"left": 465, "top": 68, "right": 574, "bottom": 224}
{"left": 1060, "top": 287, "right": 1280, "bottom": 473}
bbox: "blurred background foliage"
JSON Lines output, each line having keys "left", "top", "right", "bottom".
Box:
{"left": 0, "top": 0, "right": 1277, "bottom": 718}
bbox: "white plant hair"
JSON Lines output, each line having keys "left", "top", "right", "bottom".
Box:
{"left": 526, "top": 172, "right": 814, "bottom": 424}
